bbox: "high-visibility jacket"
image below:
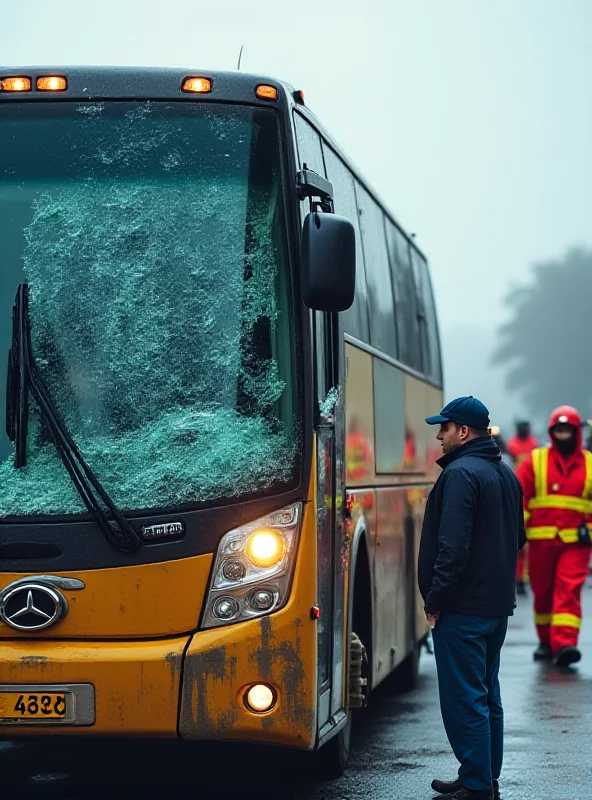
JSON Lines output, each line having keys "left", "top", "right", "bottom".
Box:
{"left": 516, "top": 446, "right": 592, "bottom": 543}
{"left": 507, "top": 434, "right": 539, "bottom": 466}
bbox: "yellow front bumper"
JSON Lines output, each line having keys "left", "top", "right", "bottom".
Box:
{"left": 0, "top": 601, "right": 317, "bottom": 746}
{"left": 0, "top": 637, "right": 187, "bottom": 736}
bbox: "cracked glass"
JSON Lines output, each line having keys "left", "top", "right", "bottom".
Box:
{"left": 0, "top": 101, "right": 299, "bottom": 516}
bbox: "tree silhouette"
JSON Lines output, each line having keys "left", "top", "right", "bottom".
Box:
{"left": 492, "top": 248, "right": 592, "bottom": 424}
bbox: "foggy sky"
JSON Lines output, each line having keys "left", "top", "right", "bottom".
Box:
{"left": 3, "top": 0, "right": 592, "bottom": 425}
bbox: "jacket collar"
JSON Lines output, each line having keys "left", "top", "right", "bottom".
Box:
{"left": 437, "top": 435, "right": 501, "bottom": 470}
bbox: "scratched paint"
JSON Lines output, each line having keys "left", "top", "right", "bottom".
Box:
{"left": 181, "top": 646, "right": 240, "bottom": 738}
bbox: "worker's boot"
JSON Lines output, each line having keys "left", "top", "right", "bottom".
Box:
{"left": 533, "top": 642, "right": 552, "bottom": 661}
{"left": 553, "top": 645, "right": 581, "bottom": 666}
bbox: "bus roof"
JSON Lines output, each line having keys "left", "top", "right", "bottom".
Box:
{"left": 0, "top": 65, "right": 428, "bottom": 262}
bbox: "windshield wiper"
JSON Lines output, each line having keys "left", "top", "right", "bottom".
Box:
{"left": 5, "top": 285, "right": 141, "bottom": 554}
{"left": 6, "top": 285, "right": 29, "bottom": 468}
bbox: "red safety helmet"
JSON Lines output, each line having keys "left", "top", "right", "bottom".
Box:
{"left": 548, "top": 405, "right": 582, "bottom": 430}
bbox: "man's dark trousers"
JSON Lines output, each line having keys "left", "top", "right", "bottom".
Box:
{"left": 432, "top": 612, "right": 508, "bottom": 793}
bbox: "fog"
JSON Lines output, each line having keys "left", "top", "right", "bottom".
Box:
{"left": 3, "top": 0, "right": 592, "bottom": 433}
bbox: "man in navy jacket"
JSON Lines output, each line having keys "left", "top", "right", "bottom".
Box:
{"left": 418, "top": 396, "right": 525, "bottom": 800}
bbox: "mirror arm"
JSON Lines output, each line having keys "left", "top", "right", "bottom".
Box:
{"left": 296, "top": 165, "right": 334, "bottom": 213}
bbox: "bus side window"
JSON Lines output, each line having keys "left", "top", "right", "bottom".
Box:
{"left": 385, "top": 222, "right": 421, "bottom": 372}
{"left": 322, "top": 145, "right": 370, "bottom": 342}
{"left": 411, "top": 248, "right": 442, "bottom": 383}
{"left": 355, "top": 185, "right": 398, "bottom": 359}
{"left": 293, "top": 113, "right": 326, "bottom": 178}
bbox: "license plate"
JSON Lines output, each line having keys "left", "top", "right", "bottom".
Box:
{"left": 0, "top": 691, "right": 67, "bottom": 720}
{"left": 0, "top": 684, "right": 95, "bottom": 725}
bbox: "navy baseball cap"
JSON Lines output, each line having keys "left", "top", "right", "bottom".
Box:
{"left": 425, "top": 396, "right": 490, "bottom": 430}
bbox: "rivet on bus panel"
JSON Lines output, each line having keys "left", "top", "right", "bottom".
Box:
{"left": 181, "top": 77, "right": 212, "bottom": 93}
{"left": 37, "top": 76, "right": 68, "bottom": 92}
{"left": 1, "top": 77, "right": 32, "bottom": 92}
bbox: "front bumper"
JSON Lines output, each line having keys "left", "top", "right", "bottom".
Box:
{"left": 0, "top": 637, "right": 187, "bottom": 736}
{"left": 0, "top": 603, "right": 317, "bottom": 746}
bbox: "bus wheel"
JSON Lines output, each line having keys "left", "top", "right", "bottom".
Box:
{"left": 315, "top": 632, "right": 367, "bottom": 780}
{"left": 315, "top": 711, "right": 352, "bottom": 780}
{"left": 396, "top": 640, "right": 420, "bottom": 692}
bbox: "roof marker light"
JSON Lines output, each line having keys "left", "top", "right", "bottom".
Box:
{"left": 256, "top": 84, "right": 278, "bottom": 101}
{"left": 37, "top": 76, "right": 67, "bottom": 92}
{"left": 1, "top": 77, "right": 31, "bottom": 92}
{"left": 182, "top": 77, "right": 212, "bottom": 94}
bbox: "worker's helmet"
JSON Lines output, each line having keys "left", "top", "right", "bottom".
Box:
{"left": 548, "top": 405, "right": 582, "bottom": 430}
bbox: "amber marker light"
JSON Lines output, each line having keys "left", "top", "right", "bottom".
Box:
{"left": 181, "top": 77, "right": 212, "bottom": 94}
{"left": 245, "top": 684, "right": 276, "bottom": 713}
{"left": 245, "top": 529, "right": 284, "bottom": 568}
{"left": 1, "top": 77, "right": 31, "bottom": 92}
{"left": 255, "top": 84, "right": 278, "bottom": 101}
{"left": 37, "top": 76, "right": 67, "bottom": 92}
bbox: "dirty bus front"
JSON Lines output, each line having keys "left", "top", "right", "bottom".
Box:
{"left": 0, "top": 67, "right": 441, "bottom": 776}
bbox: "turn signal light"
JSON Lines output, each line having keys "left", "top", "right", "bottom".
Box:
{"left": 1, "top": 77, "right": 31, "bottom": 92}
{"left": 182, "top": 77, "right": 212, "bottom": 94}
{"left": 37, "top": 76, "right": 67, "bottom": 92}
{"left": 255, "top": 84, "right": 278, "bottom": 101}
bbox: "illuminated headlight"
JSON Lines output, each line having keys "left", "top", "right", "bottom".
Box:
{"left": 201, "top": 503, "right": 302, "bottom": 629}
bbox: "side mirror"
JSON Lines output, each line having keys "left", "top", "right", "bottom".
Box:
{"left": 300, "top": 212, "right": 356, "bottom": 312}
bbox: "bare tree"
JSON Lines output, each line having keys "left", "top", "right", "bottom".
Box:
{"left": 492, "top": 248, "right": 592, "bottom": 423}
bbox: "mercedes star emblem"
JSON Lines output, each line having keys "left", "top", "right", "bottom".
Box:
{"left": 0, "top": 582, "right": 68, "bottom": 631}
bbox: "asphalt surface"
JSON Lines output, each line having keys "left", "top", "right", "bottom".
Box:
{"left": 2, "top": 582, "right": 592, "bottom": 799}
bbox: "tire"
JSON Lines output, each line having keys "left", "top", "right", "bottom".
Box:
{"left": 394, "top": 640, "right": 420, "bottom": 693}
{"left": 312, "top": 627, "right": 367, "bottom": 780}
{"left": 314, "top": 711, "right": 352, "bottom": 780}
{"left": 378, "top": 639, "right": 421, "bottom": 695}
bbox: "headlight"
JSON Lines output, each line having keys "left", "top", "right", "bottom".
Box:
{"left": 201, "top": 502, "right": 302, "bottom": 629}
{"left": 246, "top": 529, "right": 285, "bottom": 568}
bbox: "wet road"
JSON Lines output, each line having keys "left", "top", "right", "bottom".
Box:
{"left": 2, "top": 582, "right": 592, "bottom": 799}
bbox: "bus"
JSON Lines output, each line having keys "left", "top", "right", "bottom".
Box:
{"left": 0, "top": 67, "right": 443, "bottom": 776}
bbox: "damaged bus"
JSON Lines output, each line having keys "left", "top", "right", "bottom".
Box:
{"left": 0, "top": 68, "right": 442, "bottom": 776}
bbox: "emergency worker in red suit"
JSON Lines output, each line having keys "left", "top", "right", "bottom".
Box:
{"left": 507, "top": 421, "right": 539, "bottom": 466}
{"left": 507, "top": 421, "right": 539, "bottom": 595}
{"left": 516, "top": 406, "right": 592, "bottom": 666}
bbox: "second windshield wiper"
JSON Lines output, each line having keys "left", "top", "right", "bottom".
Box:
{"left": 5, "top": 285, "right": 141, "bottom": 554}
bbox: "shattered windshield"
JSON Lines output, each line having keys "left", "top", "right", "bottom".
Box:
{"left": 0, "top": 101, "right": 299, "bottom": 516}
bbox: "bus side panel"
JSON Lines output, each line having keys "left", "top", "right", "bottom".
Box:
{"left": 344, "top": 343, "right": 442, "bottom": 687}
{"left": 409, "top": 381, "right": 444, "bottom": 643}
{"left": 373, "top": 487, "right": 409, "bottom": 685}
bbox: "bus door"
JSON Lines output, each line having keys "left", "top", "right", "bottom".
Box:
{"left": 314, "top": 310, "right": 348, "bottom": 733}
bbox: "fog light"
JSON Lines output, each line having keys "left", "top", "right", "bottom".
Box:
{"left": 245, "top": 684, "right": 275, "bottom": 713}
{"left": 212, "top": 596, "right": 240, "bottom": 620}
